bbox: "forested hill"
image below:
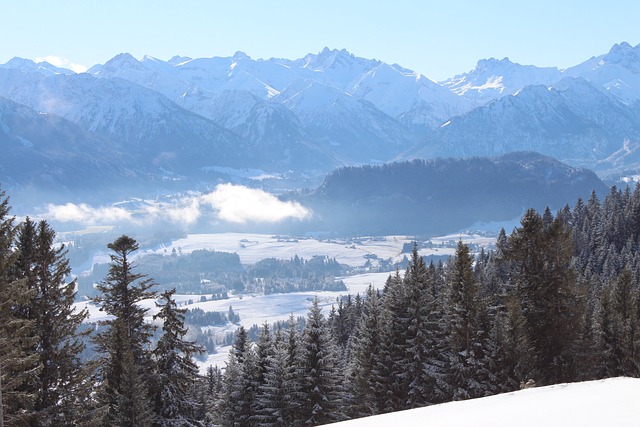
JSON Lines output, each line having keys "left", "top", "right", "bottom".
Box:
{"left": 301, "top": 152, "right": 607, "bottom": 235}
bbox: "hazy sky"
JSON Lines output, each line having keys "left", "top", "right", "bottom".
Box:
{"left": 2, "top": 0, "right": 639, "bottom": 81}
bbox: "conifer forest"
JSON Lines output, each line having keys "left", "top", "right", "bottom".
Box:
{"left": 1, "top": 184, "right": 640, "bottom": 426}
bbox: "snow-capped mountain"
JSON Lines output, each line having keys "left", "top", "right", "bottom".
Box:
{"left": 349, "top": 62, "right": 472, "bottom": 131}
{"left": 0, "top": 68, "right": 261, "bottom": 176}
{"left": 441, "top": 57, "right": 562, "bottom": 106}
{"left": 0, "top": 95, "right": 137, "bottom": 205}
{"left": 564, "top": 42, "right": 640, "bottom": 103}
{"left": 407, "top": 78, "right": 640, "bottom": 170}
{"left": 4, "top": 42, "right": 640, "bottom": 207}
{"left": 89, "top": 48, "right": 464, "bottom": 132}
{"left": 0, "top": 57, "right": 75, "bottom": 76}
{"left": 277, "top": 80, "right": 417, "bottom": 164}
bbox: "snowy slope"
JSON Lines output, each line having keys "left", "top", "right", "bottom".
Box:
{"left": 350, "top": 62, "right": 472, "bottom": 130}
{"left": 325, "top": 377, "right": 640, "bottom": 427}
{"left": 277, "top": 80, "right": 417, "bottom": 164}
{"left": 565, "top": 42, "right": 640, "bottom": 103}
{"left": 442, "top": 57, "right": 562, "bottom": 106}
{"left": 0, "top": 57, "right": 75, "bottom": 76}
{"left": 410, "top": 78, "right": 640, "bottom": 164}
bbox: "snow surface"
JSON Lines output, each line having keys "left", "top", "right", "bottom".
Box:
{"left": 325, "top": 377, "right": 640, "bottom": 427}
{"left": 77, "top": 232, "right": 495, "bottom": 371}
{"left": 141, "top": 233, "right": 494, "bottom": 268}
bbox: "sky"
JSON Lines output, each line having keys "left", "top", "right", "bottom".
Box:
{"left": 1, "top": 0, "right": 639, "bottom": 81}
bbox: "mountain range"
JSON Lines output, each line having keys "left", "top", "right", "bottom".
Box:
{"left": 1, "top": 42, "right": 639, "bottom": 210}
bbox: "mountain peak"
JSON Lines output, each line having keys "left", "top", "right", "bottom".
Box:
{"left": 100, "top": 53, "right": 143, "bottom": 73}
{"left": 301, "top": 47, "right": 359, "bottom": 70}
{"left": 0, "top": 57, "right": 74, "bottom": 76}
{"left": 602, "top": 41, "right": 640, "bottom": 72}
{"left": 168, "top": 55, "right": 192, "bottom": 65}
{"left": 232, "top": 51, "right": 251, "bottom": 60}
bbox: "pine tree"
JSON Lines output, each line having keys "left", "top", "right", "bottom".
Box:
{"left": 505, "top": 209, "right": 580, "bottom": 384}
{"left": 91, "top": 235, "right": 157, "bottom": 426}
{"left": 378, "top": 269, "right": 411, "bottom": 412}
{"left": 254, "top": 326, "right": 287, "bottom": 427}
{"left": 344, "top": 286, "right": 384, "bottom": 417}
{"left": 404, "top": 243, "right": 444, "bottom": 407}
{"left": 221, "top": 326, "right": 256, "bottom": 427}
{"left": 444, "top": 241, "right": 493, "bottom": 400}
{"left": 298, "top": 299, "right": 344, "bottom": 426}
{"left": 12, "top": 219, "right": 90, "bottom": 426}
{"left": 282, "top": 315, "right": 304, "bottom": 427}
{"left": 152, "top": 289, "right": 205, "bottom": 426}
{"left": 0, "top": 191, "right": 40, "bottom": 427}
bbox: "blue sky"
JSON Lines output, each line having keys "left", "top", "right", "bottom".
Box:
{"left": 1, "top": 0, "right": 639, "bottom": 81}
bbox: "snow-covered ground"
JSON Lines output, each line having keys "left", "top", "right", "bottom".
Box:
{"left": 325, "top": 377, "right": 640, "bottom": 427}
{"left": 76, "top": 269, "right": 396, "bottom": 370}
{"left": 78, "top": 232, "right": 496, "bottom": 370}
{"left": 139, "top": 232, "right": 494, "bottom": 267}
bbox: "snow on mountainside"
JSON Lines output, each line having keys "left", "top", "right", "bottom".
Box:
{"left": 325, "top": 377, "right": 640, "bottom": 427}
{"left": 0, "top": 57, "right": 76, "bottom": 76}
{"left": 350, "top": 62, "right": 471, "bottom": 131}
{"left": 277, "top": 80, "right": 418, "bottom": 164}
{"left": 89, "top": 48, "right": 460, "bottom": 132}
{"left": 0, "top": 96, "right": 136, "bottom": 203}
{"left": 565, "top": 42, "right": 640, "bottom": 103}
{"left": 408, "top": 77, "right": 640, "bottom": 169}
{"left": 442, "top": 57, "right": 562, "bottom": 106}
{"left": 4, "top": 42, "right": 640, "bottom": 201}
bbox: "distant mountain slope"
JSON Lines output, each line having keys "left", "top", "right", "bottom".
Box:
{"left": 565, "top": 42, "right": 640, "bottom": 103}
{"left": 407, "top": 78, "right": 640, "bottom": 171}
{"left": 0, "top": 96, "right": 138, "bottom": 204}
{"left": 301, "top": 152, "right": 606, "bottom": 235}
{"left": 441, "top": 57, "right": 562, "bottom": 106}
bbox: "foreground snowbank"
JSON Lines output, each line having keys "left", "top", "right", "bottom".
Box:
{"left": 326, "top": 377, "right": 640, "bottom": 427}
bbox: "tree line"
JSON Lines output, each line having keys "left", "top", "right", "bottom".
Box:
{"left": 0, "top": 189, "right": 203, "bottom": 426}
{"left": 2, "top": 183, "right": 640, "bottom": 426}
{"left": 206, "top": 186, "right": 640, "bottom": 426}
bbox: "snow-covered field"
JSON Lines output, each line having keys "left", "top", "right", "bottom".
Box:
{"left": 77, "top": 269, "right": 396, "bottom": 370}
{"left": 141, "top": 232, "right": 494, "bottom": 266}
{"left": 86, "top": 232, "right": 495, "bottom": 271}
{"left": 78, "top": 232, "right": 496, "bottom": 370}
{"left": 325, "top": 377, "right": 640, "bottom": 427}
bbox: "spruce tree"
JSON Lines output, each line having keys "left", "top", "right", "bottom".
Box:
{"left": 221, "top": 326, "right": 256, "bottom": 427}
{"left": 254, "top": 326, "right": 287, "bottom": 427}
{"left": 152, "top": 289, "right": 204, "bottom": 426}
{"left": 0, "top": 191, "right": 40, "bottom": 427}
{"left": 344, "top": 286, "right": 384, "bottom": 417}
{"left": 444, "top": 241, "right": 492, "bottom": 400}
{"left": 505, "top": 209, "right": 579, "bottom": 384}
{"left": 91, "top": 235, "right": 157, "bottom": 426}
{"left": 298, "top": 299, "right": 344, "bottom": 426}
{"left": 13, "top": 219, "right": 90, "bottom": 426}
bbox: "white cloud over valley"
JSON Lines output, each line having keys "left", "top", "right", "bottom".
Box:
{"left": 41, "top": 184, "right": 311, "bottom": 226}
{"left": 202, "top": 183, "right": 310, "bottom": 224}
{"left": 45, "top": 203, "right": 132, "bottom": 223}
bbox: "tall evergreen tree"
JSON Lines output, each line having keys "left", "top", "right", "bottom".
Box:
{"left": 298, "top": 299, "right": 344, "bottom": 426}
{"left": 152, "top": 289, "right": 204, "bottom": 426}
{"left": 254, "top": 326, "right": 287, "bottom": 427}
{"left": 13, "top": 219, "right": 89, "bottom": 426}
{"left": 505, "top": 209, "right": 580, "bottom": 384}
{"left": 91, "top": 235, "right": 157, "bottom": 426}
{"left": 221, "top": 326, "right": 256, "bottom": 427}
{"left": 0, "top": 191, "right": 40, "bottom": 427}
{"left": 404, "top": 243, "right": 445, "bottom": 407}
{"left": 344, "top": 286, "right": 383, "bottom": 417}
{"left": 444, "top": 241, "right": 493, "bottom": 400}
